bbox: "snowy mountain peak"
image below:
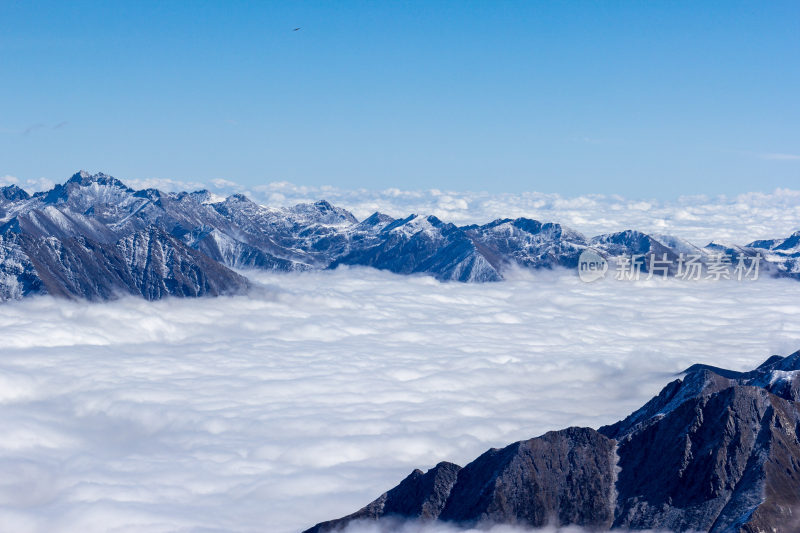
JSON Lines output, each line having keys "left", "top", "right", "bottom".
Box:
{"left": 66, "top": 171, "right": 130, "bottom": 189}
{"left": 590, "top": 229, "right": 654, "bottom": 255}
{"left": 384, "top": 214, "right": 447, "bottom": 237}
{"left": 284, "top": 200, "right": 358, "bottom": 226}
{"left": 226, "top": 193, "right": 253, "bottom": 204}
{"left": 133, "top": 188, "right": 165, "bottom": 201}
{"left": 35, "top": 172, "right": 136, "bottom": 212}
{"left": 0, "top": 184, "right": 30, "bottom": 203}
{"left": 510, "top": 217, "right": 544, "bottom": 232}
{"left": 355, "top": 212, "right": 395, "bottom": 230}
{"left": 187, "top": 190, "right": 224, "bottom": 205}
{"left": 313, "top": 199, "right": 335, "bottom": 211}
{"left": 70, "top": 170, "right": 92, "bottom": 181}
{"left": 748, "top": 231, "right": 800, "bottom": 254}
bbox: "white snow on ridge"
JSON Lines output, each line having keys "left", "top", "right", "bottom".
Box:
{"left": 107, "top": 178, "right": 800, "bottom": 245}
{"left": 7, "top": 174, "right": 800, "bottom": 244}
{"left": 387, "top": 214, "right": 443, "bottom": 238}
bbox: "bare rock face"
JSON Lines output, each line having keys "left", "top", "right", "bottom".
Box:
{"left": 437, "top": 426, "right": 616, "bottom": 528}
{"left": 0, "top": 233, "right": 42, "bottom": 300}
{"left": 0, "top": 185, "right": 30, "bottom": 203}
{"left": 306, "top": 461, "right": 461, "bottom": 533}
{"left": 602, "top": 354, "right": 800, "bottom": 532}
{"left": 13, "top": 227, "right": 248, "bottom": 300}
{"left": 606, "top": 386, "right": 784, "bottom": 531}
{"left": 305, "top": 351, "right": 800, "bottom": 533}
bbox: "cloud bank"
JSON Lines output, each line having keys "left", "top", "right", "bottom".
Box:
{"left": 1, "top": 268, "right": 799, "bottom": 532}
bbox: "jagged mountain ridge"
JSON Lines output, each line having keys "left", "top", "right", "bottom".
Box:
{"left": 306, "top": 351, "right": 800, "bottom": 533}
{"left": 0, "top": 171, "right": 798, "bottom": 300}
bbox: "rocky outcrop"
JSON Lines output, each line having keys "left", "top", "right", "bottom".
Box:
{"left": 305, "top": 351, "right": 800, "bottom": 532}
{"left": 11, "top": 227, "right": 248, "bottom": 300}
{"left": 305, "top": 462, "right": 461, "bottom": 533}
{"left": 437, "top": 426, "right": 617, "bottom": 528}
{"left": 747, "top": 231, "right": 800, "bottom": 278}
{"left": 331, "top": 215, "right": 504, "bottom": 282}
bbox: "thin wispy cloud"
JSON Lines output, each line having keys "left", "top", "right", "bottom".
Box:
{"left": 577, "top": 136, "right": 623, "bottom": 145}
{"left": 0, "top": 174, "right": 54, "bottom": 192}
{"left": 21, "top": 123, "right": 45, "bottom": 136}
{"left": 15, "top": 122, "right": 70, "bottom": 136}
{"left": 0, "top": 175, "right": 19, "bottom": 187}
{"left": 758, "top": 152, "right": 800, "bottom": 161}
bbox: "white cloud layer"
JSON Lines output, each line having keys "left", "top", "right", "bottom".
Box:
{"left": 0, "top": 175, "right": 19, "bottom": 187}
{"left": 2, "top": 175, "right": 56, "bottom": 193}
{"left": 1, "top": 268, "right": 799, "bottom": 532}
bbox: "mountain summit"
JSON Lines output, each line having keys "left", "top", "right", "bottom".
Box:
{"left": 306, "top": 351, "right": 800, "bottom": 533}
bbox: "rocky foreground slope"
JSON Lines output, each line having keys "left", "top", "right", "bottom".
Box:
{"left": 306, "top": 352, "right": 800, "bottom": 533}
{"left": 2, "top": 171, "right": 800, "bottom": 300}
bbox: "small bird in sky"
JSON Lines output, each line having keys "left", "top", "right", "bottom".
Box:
{"left": 293, "top": 27, "right": 301, "bottom": 31}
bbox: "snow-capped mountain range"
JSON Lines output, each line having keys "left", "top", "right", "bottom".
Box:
{"left": 1, "top": 171, "right": 799, "bottom": 300}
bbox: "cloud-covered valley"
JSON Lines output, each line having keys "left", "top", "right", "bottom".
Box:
{"left": 1, "top": 268, "right": 799, "bottom": 532}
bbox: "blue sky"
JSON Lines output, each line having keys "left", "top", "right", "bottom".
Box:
{"left": 1, "top": 1, "right": 798, "bottom": 197}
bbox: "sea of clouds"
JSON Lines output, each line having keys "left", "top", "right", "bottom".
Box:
{"left": 1, "top": 266, "right": 799, "bottom": 533}
{"left": 3, "top": 173, "right": 800, "bottom": 243}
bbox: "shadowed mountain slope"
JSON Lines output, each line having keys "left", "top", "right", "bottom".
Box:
{"left": 306, "top": 351, "right": 800, "bottom": 533}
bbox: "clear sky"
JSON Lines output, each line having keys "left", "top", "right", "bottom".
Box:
{"left": 1, "top": 1, "right": 798, "bottom": 198}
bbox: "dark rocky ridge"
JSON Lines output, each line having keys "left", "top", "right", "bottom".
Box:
{"left": 305, "top": 462, "right": 462, "bottom": 533}
{"left": 305, "top": 351, "right": 800, "bottom": 533}
{"left": 1, "top": 171, "right": 799, "bottom": 300}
